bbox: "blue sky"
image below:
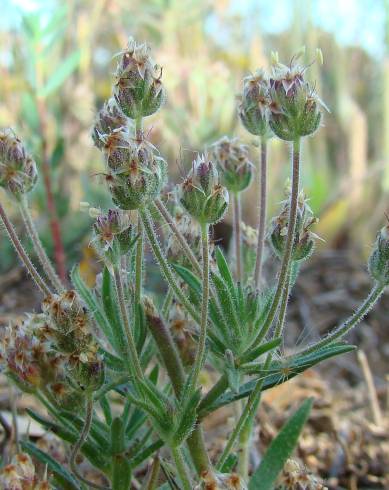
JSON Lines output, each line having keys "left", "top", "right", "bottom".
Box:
{"left": 2, "top": 0, "right": 387, "bottom": 58}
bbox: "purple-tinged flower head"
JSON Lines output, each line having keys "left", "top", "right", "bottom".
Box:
{"left": 212, "top": 136, "right": 253, "bottom": 194}
{"left": 92, "top": 208, "right": 132, "bottom": 262}
{"left": 179, "top": 154, "right": 229, "bottom": 225}
{"left": 92, "top": 97, "right": 129, "bottom": 151}
{"left": 0, "top": 128, "right": 37, "bottom": 198}
{"left": 106, "top": 135, "right": 167, "bottom": 210}
{"left": 113, "top": 37, "right": 166, "bottom": 120}
{"left": 238, "top": 69, "right": 271, "bottom": 137}
{"left": 268, "top": 59, "right": 328, "bottom": 141}
{"left": 270, "top": 190, "right": 319, "bottom": 262}
{"left": 368, "top": 222, "right": 389, "bottom": 285}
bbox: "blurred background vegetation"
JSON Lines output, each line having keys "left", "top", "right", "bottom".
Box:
{"left": 1, "top": 0, "right": 388, "bottom": 274}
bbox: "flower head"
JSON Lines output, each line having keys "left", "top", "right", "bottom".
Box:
{"left": 212, "top": 136, "right": 253, "bottom": 193}
{"left": 113, "top": 37, "right": 166, "bottom": 119}
{"left": 0, "top": 129, "right": 37, "bottom": 197}
{"left": 268, "top": 60, "right": 327, "bottom": 141}
{"left": 238, "top": 69, "right": 271, "bottom": 137}
{"left": 179, "top": 154, "right": 229, "bottom": 225}
{"left": 368, "top": 223, "right": 389, "bottom": 285}
{"left": 92, "top": 98, "right": 128, "bottom": 150}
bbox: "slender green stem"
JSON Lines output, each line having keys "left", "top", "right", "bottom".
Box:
{"left": 171, "top": 446, "right": 192, "bottom": 490}
{"left": 0, "top": 202, "right": 51, "bottom": 295}
{"left": 254, "top": 138, "right": 268, "bottom": 288}
{"left": 154, "top": 199, "right": 202, "bottom": 276}
{"left": 273, "top": 269, "right": 292, "bottom": 340}
{"left": 113, "top": 265, "right": 143, "bottom": 378}
{"left": 135, "top": 116, "right": 143, "bottom": 138}
{"left": 216, "top": 354, "right": 272, "bottom": 470}
{"left": 70, "top": 396, "right": 109, "bottom": 490}
{"left": 233, "top": 193, "right": 242, "bottom": 283}
{"left": 161, "top": 287, "right": 174, "bottom": 319}
{"left": 298, "top": 281, "right": 385, "bottom": 356}
{"left": 19, "top": 198, "right": 65, "bottom": 292}
{"left": 141, "top": 209, "right": 201, "bottom": 324}
{"left": 135, "top": 216, "right": 143, "bottom": 306}
{"left": 250, "top": 138, "right": 301, "bottom": 348}
{"left": 190, "top": 223, "right": 209, "bottom": 389}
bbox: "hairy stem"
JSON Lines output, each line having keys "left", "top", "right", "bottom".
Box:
{"left": 154, "top": 199, "right": 202, "bottom": 276}
{"left": 199, "top": 374, "right": 228, "bottom": 414}
{"left": 113, "top": 266, "right": 143, "bottom": 378}
{"left": 0, "top": 203, "right": 51, "bottom": 295}
{"left": 141, "top": 209, "right": 200, "bottom": 324}
{"left": 70, "top": 397, "right": 109, "bottom": 490}
{"left": 254, "top": 138, "right": 268, "bottom": 288}
{"left": 233, "top": 193, "right": 242, "bottom": 282}
{"left": 251, "top": 138, "right": 301, "bottom": 348}
{"left": 190, "top": 223, "right": 209, "bottom": 388}
{"left": 298, "top": 282, "right": 385, "bottom": 356}
{"left": 216, "top": 355, "right": 272, "bottom": 470}
{"left": 145, "top": 455, "right": 161, "bottom": 490}
{"left": 19, "top": 198, "right": 64, "bottom": 292}
{"left": 161, "top": 287, "right": 173, "bottom": 319}
{"left": 171, "top": 446, "right": 192, "bottom": 490}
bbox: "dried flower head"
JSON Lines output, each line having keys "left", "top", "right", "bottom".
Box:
{"left": 0, "top": 128, "right": 37, "bottom": 197}
{"left": 113, "top": 37, "right": 166, "bottom": 119}
{"left": 0, "top": 452, "right": 50, "bottom": 489}
{"left": 179, "top": 154, "right": 229, "bottom": 225}
{"left": 212, "top": 137, "right": 253, "bottom": 194}
{"left": 92, "top": 208, "right": 132, "bottom": 262}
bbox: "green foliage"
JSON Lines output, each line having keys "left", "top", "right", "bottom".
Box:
{"left": 249, "top": 399, "right": 313, "bottom": 490}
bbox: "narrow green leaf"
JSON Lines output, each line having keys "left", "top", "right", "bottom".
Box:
{"left": 239, "top": 337, "right": 282, "bottom": 364}
{"left": 102, "top": 266, "right": 128, "bottom": 357}
{"left": 112, "top": 454, "right": 132, "bottom": 490}
{"left": 21, "top": 441, "right": 81, "bottom": 490}
{"left": 38, "top": 50, "right": 81, "bottom": 97}
{"left": 71, "top": 265, "right": 121, "bottom": 354}
{"left": 248, "top": 399, "right": 313, "bottom": 490}
{"left": 215, "top": 247, "right": 235, "bottom": 292}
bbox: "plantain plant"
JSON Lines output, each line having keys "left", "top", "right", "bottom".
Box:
{"left": 0, "top": 39, "right": 388, "bottom": 490}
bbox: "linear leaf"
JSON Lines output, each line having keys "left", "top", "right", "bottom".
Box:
{"left": 248, "top": 398, "right": 313, "bottom": 490}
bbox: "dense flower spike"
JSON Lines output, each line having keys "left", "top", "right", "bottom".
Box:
{"left": 270, "top": 191, "right": 319, "bottom": 262}
{"left": 105, "top": 134, "right": 167, "bottom": 210}
{"left": 368, "top": 224, "right": 389, "bottom": 285}
{"left": 212, "top": 137, "right": 253, "bottom": 193}
{"left": 238, "top": 69, "right": 271, "bottom": 137}
{"left": 91, "top": 97, "right": 128, "bottom": 150}
{"left": 92, "top": 208, "right": 132, "bottom": 262}
{"left": 179, "top": 154, "right": 229, "bottom": 225}
{"left": 0, "top": 128, "right": 37, "bottom": 197}
{"left": 0, "top": 314, "right": 67, "bottom": 391}
{"left": 268, "top": 61, "right": 327, "bottom": 141}
{"left": 113, "top": 37, "right": 166, "bottom": 119}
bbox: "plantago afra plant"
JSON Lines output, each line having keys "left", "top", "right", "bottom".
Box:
{"left": 0, "top": 40, "right": 387, "bottom": 489}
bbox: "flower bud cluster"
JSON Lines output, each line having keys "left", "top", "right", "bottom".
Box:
{"left": 179, "top": 154, "right": 229, "bottom": 225}
{"left": 0, "top": 128, "right": 37, "bottom": 198}
{"left": 113, "top": 37, "right": 166, "bottom": 120}
{"left": 270, "top": 191, "right": 319, "bottom": 262}
{"left": 368, "top": 224, "right": 389, "bottom": 285}
{"left": 93, "top": 106, "right": 167, "bottom": 210}
{"left": 0, "top": 291, "right": 104, "bottom": 396}
{"left": 238, "top": 69, "right": 271, "bottom": 137}
{"left": 212, "top": 137, "right": 253, "bottom": 194}
{"left": 92, "top": 208, "right": 132, "bottom": 263}
{"left": 42, "top": 291, "right": 104, "bottom": 392}
{"left": 0, "top": 453, "right": 50, "bottom": 490}
{"left": 268, "top": 62, "right": 326, "bottom": 141}
{"left": 239, "top": 59, "right": 327, "bottom": 142}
